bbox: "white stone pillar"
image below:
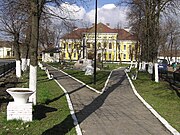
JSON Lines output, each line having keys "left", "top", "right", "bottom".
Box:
{"left": 139, "top": 62, "right": 142, "bottom": 71}
{"left": 154, "top": 63, "right": 159, "bottom": 82}
{"left": 16, "top": 60, "right": 21, "bottom": 78}
{"left": 29, "top": 65, "right": 37, "bottom": 105}
{"left": 21, "top": 58, "right": 27, "bottom": 72}
{"left": 27, "top": 59, "right": 30, "bottom": 66}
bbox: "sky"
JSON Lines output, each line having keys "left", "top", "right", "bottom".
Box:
{"left": 49, "top": 0, "right": 129, "bottom": 29}
{"left": 85, "top": 0, "right": 120, "bottom": 11}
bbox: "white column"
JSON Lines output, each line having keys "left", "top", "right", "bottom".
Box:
{"left": 154, "top": 63, "right": 159, "bottom": 83}
{"left": 21, "top": 58, "right": 27, "bottom": 71}
{"left": 138, "top": 62, "right": 142, "bottom": 71}
{"left": 29, "top": 65, "right": 37, "bottom": 105}
{"left": 27, "top": 59, "right": 30, "bottom": 66}
{"left": 16, "top": 60, "right": 21, "bottom": 78}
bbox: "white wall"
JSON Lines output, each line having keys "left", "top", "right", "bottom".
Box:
{"left": 42, "top": 53, "right": 59, "bottom": 62}
{"left": 0, "top": 47, "right": 12, "bottom": 58}
{"left": 158, "top": 56, "right": 180, "bottom": 64}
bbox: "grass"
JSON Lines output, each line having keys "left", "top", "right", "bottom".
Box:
{"left": 48, "top": 62, "right": 126, "bottom": 91}
{"left": 64, "top": 69, "right": 110, "bottom": 91}
{"left": 48, "top": 61, "right": 129, "bottom": 71}
{"left": 47, "top": 62, "right": 180, "bottom": 132}
{"left": 0, "top": 69, "right": 76, "bottom": 135}
{"left": 131, "top": 71, "right": 180, "bottom": 132}
{"left": 101, "top": 62, "right": 129, "bottom": 70}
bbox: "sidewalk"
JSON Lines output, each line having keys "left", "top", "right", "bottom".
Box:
{"left": 46, "top": 66, "right": 172, "bottom": 135}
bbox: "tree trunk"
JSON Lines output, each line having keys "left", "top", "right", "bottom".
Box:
{"left": 21, "top": 17, "right": 31, "bottom": 71}
{"left": 29, "top": 0, "right": 40, "bottom": 105}
{"left": 14, "top": 32, "right": 21, "bottom": 78}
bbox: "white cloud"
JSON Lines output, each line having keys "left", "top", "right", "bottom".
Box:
{"left": 101, "top": 4, "right": 116, "bottom": 10}
{"left": 47, "top": 3, "right": 128, "bottom": 28}
{"left": 85, "top": 4, "right": 129, "bottom": 28}
{"left": 46, "top": 3, "right": 86, "bottom": 24}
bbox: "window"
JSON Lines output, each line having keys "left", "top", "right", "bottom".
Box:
{"left": 109, "top": 54, "right": 111, "bottom": 59}
{"left": 7, "top": 51, "right": 11, "bottom": 56}
{"left": 103, "top": 42, "right": 107, "bottom": 48}
{"left": 50, "top": 53, "right": 54, "bottom": 57}
{"left": 69, "top": 44, "right": 71, "bottom": 48}
{"left": 74, "top": 53, "right": 76, "bottom": 58}
{"left": 124, "top": 45, "right": 126, "bottom": 50}
{"left": 87, "top": 43, "right": 90, "bottom": 48}
{"left": 63, "top": 53, "right": 65, "bottom": 57}
{"left": 118, "top": 54, "right": 121, "bottom": 59}
{"left": 109, "top": 43, "right": 112, "bottom": 49}
{"left": 104, "top": 53, "right": 106, "bottom": 59}
{"left": 123, "top": 54, "right": 126, "bottom": 59}
{"left": 98, "top": 43, "right": 101, "bottom": 49}
{"left": 117, "top": 43, "right": 120, "bottom": 50}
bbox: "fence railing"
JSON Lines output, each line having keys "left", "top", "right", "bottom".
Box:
{"left": 0, "top": 62, "right": 16, "bottom": 78}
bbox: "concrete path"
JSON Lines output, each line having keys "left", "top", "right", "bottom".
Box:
{"left": 46, "top": 66, "right": 172, "bottom": 135}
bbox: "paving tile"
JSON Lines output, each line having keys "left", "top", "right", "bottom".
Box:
{"left": 46, "top": 65, "right": 172, "bottom": 135}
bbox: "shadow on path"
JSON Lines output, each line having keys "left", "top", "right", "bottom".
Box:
{"left": 33, "top": 105, "right": 57, "bottom": 120}
{"left": 45, "top": 93, "right": 65, "bottom": 105}
{"left": 42, "top": 70, "right": 126, "bottom": 135}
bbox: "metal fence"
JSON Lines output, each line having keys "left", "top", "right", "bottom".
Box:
{"left": 0, "top": 62, "right": 16, "bottom": 77}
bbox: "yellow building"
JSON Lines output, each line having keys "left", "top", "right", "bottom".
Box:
{"left": 60, "top": 23, "right": 137, "bottom": 62}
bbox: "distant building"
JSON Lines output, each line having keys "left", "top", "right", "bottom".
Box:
{"left": 158, "top": 50, "right": 180, "bottom": 64}
{"left": 42, "top": 48, "right": 60, "bottom": 62}
{"left": 0, "top": 41, "right": 14, "bottom": 58}
{"left": 59, "top": 23, "right": 137, "bottom": 62}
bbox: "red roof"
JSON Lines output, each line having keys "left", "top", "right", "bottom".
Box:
{"left": 62, "top": 28, "right": 87, "bottom": 39}
{"left": 113, "top": 29, "right": 137, "bottom": 40}
{"left": 61, "top": 23, "right": 136, "bottom": 40}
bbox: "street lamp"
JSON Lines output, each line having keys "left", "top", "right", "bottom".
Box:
{"left": 82, "top": 34, "right": 86, "bottom": 59}
{"left": 94, "top": 0, "right": 97, "bottom": 84}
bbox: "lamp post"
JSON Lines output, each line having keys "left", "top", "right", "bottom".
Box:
{"left": 94, "top": 0, "right": 97, "bottom": 84}
{"left": 82, "top": 34, "right": 86, "bottom": 59}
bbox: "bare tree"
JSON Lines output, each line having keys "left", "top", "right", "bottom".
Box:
{"left": 0, "top": 0, "right": 28, "bottom": 77}
{"left": 122, "top": 0, "right": 180, "bottom": 62}
{"left": 159, "top": 16, "right": 180, "bottom": 64}
{"left": 0, "top": 0, "right": 92, "bottom": 104}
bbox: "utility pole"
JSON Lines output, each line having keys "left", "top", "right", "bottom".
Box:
{"left": 94, "top": 0, "right": 97, "bottom": 84}
{"left": 82, "top": 34, "right": 85, "bottom": 59}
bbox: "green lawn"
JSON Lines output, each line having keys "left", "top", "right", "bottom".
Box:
{"left": 0, "top": 69, "right": 76, "bottom": 135}
{"left": 131, "top": 72, "right": 180, "bottom": 132}
{"left": 101, "top": 62, "right": 129, "bottom": 70}
{"left": 64, "top": 69, "right": 110, "bottom": 91}
{"left": 48, "top": 61, "right": 128, "bottom": 71}
{"left": 48, "top": 62, "right": 128, "bottom": 91}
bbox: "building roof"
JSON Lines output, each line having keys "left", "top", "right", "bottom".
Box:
{"left": 62, "top": 28, "right": 87, "bottom": 40}
{"left": 42, "top": 48, "right": 60, "bottom": 53}
{"left": 61, "top": 23, "right": 136, "bottom": 41}
{"left": 114, "top": 29, "right": 137, "bottom": 40}
{"left": 0, "top": 41, "right": 13, "bottom": 48}
{"left": 88, "top": 23, "right": 115, "bottom": 33}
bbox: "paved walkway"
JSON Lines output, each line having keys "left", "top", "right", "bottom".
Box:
{"left": 46, "top": 66, "right": 172, "bottom": 135}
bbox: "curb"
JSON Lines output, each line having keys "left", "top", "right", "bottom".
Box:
{"left": 50, "top": 66, "right": 102, "bottom": 94}
{"left": 54, "top": 79, "right": 82, "bottom": 135}
{"left": 50, "top": 66, "right": 122, "bottom": 94}
{"left": 125, "top": 71, "right": 180, "bottom": 135}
